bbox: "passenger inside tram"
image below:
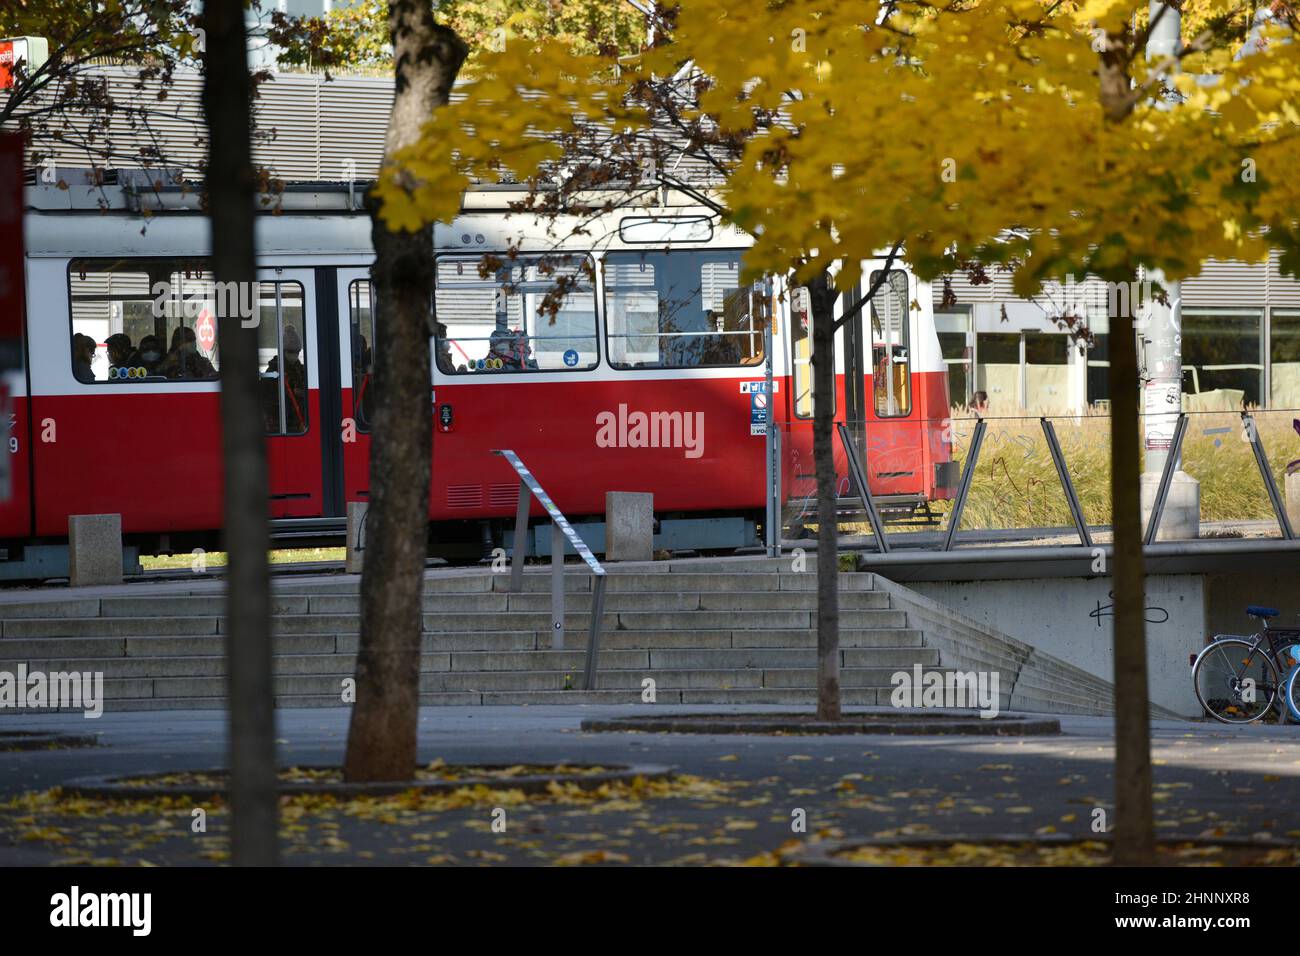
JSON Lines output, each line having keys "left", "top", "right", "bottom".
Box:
{"left": 486, "top": 323, "right": 537, "bottom": 370}
{"left": 433, "top": 325, "right": 456, "bottom": 375}
{"left": 264, "top": 325, "right": 308, "bottom": 432}
{"left": 354, "top": 333, "right": 374, "bottom": 424}
{"left": 106, "top": 333, "right": 141, "bottom": 375}
{"left": 72, "top": 333, "right": 97, "bottom": 383}
{"left": 138, "top": 335, "right": 166, "bottom": 375}
{"left": 161, "top": 327, "right": 217, "bottom": 380}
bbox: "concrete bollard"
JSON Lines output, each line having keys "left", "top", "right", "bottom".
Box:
{"left": 1287, "top": 472, "right": 1300, "bottom": 533}
{"left": 605, "top": 492, "right": 653, "bottom": 562}
{"left": 346, "top": 501, "right": 369, "bottom": 574}
{"left": 1139, "top": 471, "right": 1200, "bottom": 541}
{"left": 68, "top": 514, "right": 123, "bottom": 587}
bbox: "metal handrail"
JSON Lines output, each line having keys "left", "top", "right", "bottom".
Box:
{"left": 491, "top": 449, "right": 608, "bottom": 690}
{"left": 836, "top": 422, "right": 889, "bottom": 554}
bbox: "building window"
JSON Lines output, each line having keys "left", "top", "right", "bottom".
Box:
{"left": 1270, "top": 309, "right": 1300, "bottom": 408}
{"left": 935, "top": 310, "right": 971, "bottom": 409}
{"left": 1024, "top": 332, "right": 1069, "bottom": 413}
{"left": 1182, "top": 309, "right": 1262, "bottom": 410}
{"left": 975, "top": 331, "right": 1021, "bottom": 411}
{"left": 1086, "top": 330, "right": 1110, "bottom": 406}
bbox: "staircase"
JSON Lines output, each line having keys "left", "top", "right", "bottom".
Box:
{"left": 0, "top": 558, "right": 1140, "bottom": 715}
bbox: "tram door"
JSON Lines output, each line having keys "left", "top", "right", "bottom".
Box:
{"left": 338, "top": 269, "right": 375, "bottom": 514}
{"left": 859, "top": 268, "right": 919, "bottom": 498}
{"left": 256, "top": 269, "right": 327, "bottom": 519}
{"left": 841, "top": 283, "right": 869, "bottom": 470}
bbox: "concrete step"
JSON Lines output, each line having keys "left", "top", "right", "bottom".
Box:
{"left": 0, "top": 627, "right": 929, "bottom": 663}
{"left": 95, "top": 664, "right": 939, "bottom": 701}
{"left": 138, "top": 668, "right": 777, "bottom": 698}
{"left": 1, "top": 617, "right": 220, "bottom": 638}
{"left": 731, "top": 628, "right": 923, "bottom": 648}
{"left": 5, "top": 645, "right": 939, "bottom": 680}
{"left": 761, "top": 666, "right": 954, "bottom": 689}
{"left": 299, "top": 589, "right": 892, "bottom": 614}
{"left": 9, "top": 648, "right": 664, "bottom": 679}
{"left": 266, "top": 609, "right": 899, "bottom": 634}
{"left": 98, "top": 595, "right": 311, "bottom": 618}
{"left": 491, "top": 571, "right": 876, "bottom": 593}
{"left": 65, "top": 686, "right": 886, "bottom": 710}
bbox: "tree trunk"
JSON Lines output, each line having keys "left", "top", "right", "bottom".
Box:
{"left": 202, "top": 0, "right": 276, "bottom": 865}
{"left": 1109, "top": 300, "right": 1155, "bottom": 864}
{"left": 808, "top": 271, "right": 841, "bottom": 721}
{"left": 343, "top": 4, "right": 466, "bottom": 782}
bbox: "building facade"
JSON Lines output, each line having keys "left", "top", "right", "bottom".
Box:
{"left": 936, "top": 260, "right": 1300, "bottom": 415}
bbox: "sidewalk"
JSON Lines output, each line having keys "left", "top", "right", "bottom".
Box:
{"left": 2, "top": 705, "right": 1297, "bottom": 865}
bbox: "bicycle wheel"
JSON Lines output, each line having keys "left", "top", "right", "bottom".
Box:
{"left": 1286, "top": 665, "right": 1300, "bottom": 724}
{"left": 1193, "top": 638, "right": 1279, "bottom": 724}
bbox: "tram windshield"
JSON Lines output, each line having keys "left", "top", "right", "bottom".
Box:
{"left": 604, "top": 250, "right": 764, "bottom": 369}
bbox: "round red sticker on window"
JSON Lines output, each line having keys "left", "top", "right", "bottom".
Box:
{"left": 195, "top": 310, "right": 216, "bottom": 353}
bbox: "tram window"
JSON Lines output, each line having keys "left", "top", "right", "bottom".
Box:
{"left": 69, "top": 259, "right": 224, "bottom": 382}
{"left": 258, "top": 282, "right": 308, "bottom": 436}
{"left": 870, "top": 270, "right": 911, "bottom": 417}
{"left": 432, "top": 254, "right": 599, "bottom": 374}
{"left": 604, "top": 250, "right": 763, "bottom": 369}
{"left": 348, "top": 280, "right": 375, "bottom": 430}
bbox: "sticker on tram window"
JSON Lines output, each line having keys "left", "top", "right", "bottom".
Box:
{"left": 739, "top": 381, "right": 779, "bottom": 393}
{"left": 563, "top": 349, "right": 579, "bottom": 367}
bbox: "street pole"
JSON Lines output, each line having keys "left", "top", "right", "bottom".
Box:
{"left": 1142, "top": 2, "right": 1183, "bottom": 479}
{"left": 764, "top": 294, "right": 777, "bottom": 557}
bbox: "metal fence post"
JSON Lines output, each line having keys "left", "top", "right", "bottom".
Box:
{"left": 1041, "top": 418, "right": 1093, "bottom": 547}
{"left": 1242, "top": 412, "right": 1295, "bottom": 540}
{"left": 1143, "top": 413, "right": 1188, "bottom": 546}
{"left": 942, "top": 418, "right": 987, "bottom": 551}
{"left": 837, "top": 421, "right": 888, "bottom": 553}
{"left": 582, "top": 572, "right": 608, "bottom": 690}
{"left": 510, "top": 478, "right": 529, "bottom": 593}
{"left": 551, "top": 521, "right": 564, "bottom": 649}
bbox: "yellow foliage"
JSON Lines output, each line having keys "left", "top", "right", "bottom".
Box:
{"left": 379, "top": 0, "right": 1300, "bottom": 288}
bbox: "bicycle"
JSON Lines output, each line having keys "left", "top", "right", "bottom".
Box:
{"left": 1191, "top": 605, "right": 1300, "bottom": 724}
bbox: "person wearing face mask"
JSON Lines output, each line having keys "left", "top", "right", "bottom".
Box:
{"left": 161, "top": 326, "right": 217, "bottom": 379}
{"left": 137, "top": 335, "right": 166, "bottom": 375}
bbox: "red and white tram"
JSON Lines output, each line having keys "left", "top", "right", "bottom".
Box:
{"left": 13, "top": 176, "right": 956, "bottom": 573}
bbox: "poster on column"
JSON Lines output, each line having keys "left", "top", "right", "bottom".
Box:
{"left": 1143, "top": 379, "right": 1181, "bottom": 451}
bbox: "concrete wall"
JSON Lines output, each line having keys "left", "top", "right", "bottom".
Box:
{"left": 1204, "top": 570, "right": 1300, "bottom": 639}
{"left": 908, "top": 574, "right": 1205, "bottom": 716}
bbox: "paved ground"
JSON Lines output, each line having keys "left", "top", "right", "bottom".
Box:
{"left": 2, "top": 705, "right": 1298, "bottom": 866}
